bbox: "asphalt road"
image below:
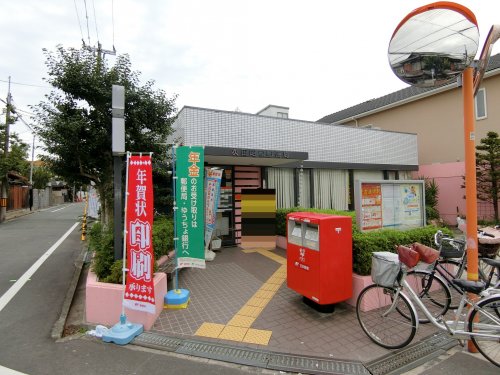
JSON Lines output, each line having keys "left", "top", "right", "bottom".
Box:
{"left": 0, "top": 203, "right": 268, "bottom": 375}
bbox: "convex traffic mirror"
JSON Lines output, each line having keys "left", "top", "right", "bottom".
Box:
{"left": 388, "top": 2, "right": 479, "bottom": 88}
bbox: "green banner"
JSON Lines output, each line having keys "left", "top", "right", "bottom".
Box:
{"left": 175, "top": 146, "right": 205, "bottom": 269}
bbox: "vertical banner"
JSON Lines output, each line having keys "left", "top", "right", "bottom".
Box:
{"left": 123, "top": 155, "right": 155, "bottom": 314}
{"left": 175, "top": 146, "right": 205, "bottom": 269}
{"left": 204, "top": 168, "right": 223, "bottom": 249}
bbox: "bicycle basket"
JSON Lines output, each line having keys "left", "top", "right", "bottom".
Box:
{"left": 440, "top": 238, "right": 465, "bottom": 258}
{"left": 371, "top": 252, "right": 401, "bottom": 287}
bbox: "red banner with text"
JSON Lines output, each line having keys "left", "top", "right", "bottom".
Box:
{"left": 123, "top": 155, "right": 155, "bottom": 314}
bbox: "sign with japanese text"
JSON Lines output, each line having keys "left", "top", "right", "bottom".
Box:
{"left": 175, "top": 146, "right": 205, "bottom": 269}
{"left": 355, "top": 180, "right": 425, "bottom": 232}
{"left": 204, "top": 168, "right": 223, "bottom": 249}
{"left": 123, "top": 155, "right": 155, "bottom": 314}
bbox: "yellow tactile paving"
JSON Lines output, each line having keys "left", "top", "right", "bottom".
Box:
{"left": 242, "top": 328, "right": 273, "bottom": 345}
{"left": 218, "top": 326, "right": 248, "bottom": 341}
{"left": 227, "top": 315, "right": 255, "bottom": 328}
{"left": 261, "top": 283, "right": 281, "bottom": 292}
{"left": 194, "top": 248, "right": 288, "bottom": 346}
{"left": 238, "top": 305, "right": 264, "bottom": 318}
{"left": 195, "top": 322, "right": 225, "bottom": 338}
{"left": 247, "top": 297, "right": 269, "bottom": 308}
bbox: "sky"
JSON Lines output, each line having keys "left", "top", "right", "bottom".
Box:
{"left": 1, "top": 0, "right": 500, "bottom": 155}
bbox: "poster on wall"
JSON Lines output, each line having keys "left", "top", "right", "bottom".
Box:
{"left": 123, "top": 154, "right": 155, "bottom": 314}
{"left": 175, "top": 146, "right": 205, "bottom": 269}
{"left": 355, "top": 180, "right": 425, "bottom": 231}
{"left": 360, "top": 183, "right": 383, "bottom": 230}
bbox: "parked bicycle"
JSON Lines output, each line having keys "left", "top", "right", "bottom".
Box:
{"left": 356, "top": 245, "right": 500, "bottom": 367}
{"left": 429, "top": 229, "right": 500, "bottom": 309}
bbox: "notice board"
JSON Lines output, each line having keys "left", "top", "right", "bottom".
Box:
{"left": 354, "top": 180, "right": 425, "bottom": 231}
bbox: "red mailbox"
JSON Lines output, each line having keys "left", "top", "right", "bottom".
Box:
{"left": 287, "top": 212, "right": 352, "bottom": 306}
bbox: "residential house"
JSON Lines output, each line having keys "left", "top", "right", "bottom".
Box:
{"left": 318, "top": 53, "right": 500, "bottom": 224}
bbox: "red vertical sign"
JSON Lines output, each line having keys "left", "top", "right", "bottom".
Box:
{"left": 123, "top": 155, "right": 155, "bottom": 314}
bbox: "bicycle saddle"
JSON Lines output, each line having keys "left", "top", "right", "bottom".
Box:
{"left": 451, "top": 279, "right": 485, "bottom": 294}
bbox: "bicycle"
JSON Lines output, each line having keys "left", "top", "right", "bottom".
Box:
{"left": 430, "top": 230, "right": 500, "bottom": 309}
{"left": 356, "top": 245, "right": 500, "bottom": 367}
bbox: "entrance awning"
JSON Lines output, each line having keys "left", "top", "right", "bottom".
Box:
{"left": 204, "top": 146, "right": 308, "bottom": 167}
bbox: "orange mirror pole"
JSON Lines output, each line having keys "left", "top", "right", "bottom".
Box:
{"left": 462, "top": 66, "right": 478, "bottom": 282}
{"left": 462, "top": 66, "right": 479, "bottom": 353}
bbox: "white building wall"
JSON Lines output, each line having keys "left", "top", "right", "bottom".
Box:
{"left": 173, "top": 107, "right": 418, "bottom": 167}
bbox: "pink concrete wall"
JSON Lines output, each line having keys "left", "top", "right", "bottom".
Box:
{"left": 415, "top": 162, "right": 465, "bottom": 224}
{"left": 417, "top": 162, "right": 499, "bottom": 223}
{"left": 86, "top": 271, "right": 167, "bottom": 330}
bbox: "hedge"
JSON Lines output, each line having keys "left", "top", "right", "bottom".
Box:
{"left": 276, "top": 207, "right": 452, "bottom": 276}
{"left": 89, "top": 216, "right": 174, "bottom": 284}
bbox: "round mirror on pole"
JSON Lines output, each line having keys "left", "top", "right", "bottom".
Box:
{"left": 388, "top": 2, "right": 479, "bottom": 88}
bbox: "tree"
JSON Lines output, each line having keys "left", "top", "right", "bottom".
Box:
{"left": 475, "top": 131, "right": 500, "bottom": 222}
{"left": 32, "top": 165, "right": 52, "bottom": 190}
{"left": 33, "top": 45, "right": 177, "bottom": 223}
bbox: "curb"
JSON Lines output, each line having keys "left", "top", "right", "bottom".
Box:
{"left": 51, "top": 243, "right": 89, "bottom": 340}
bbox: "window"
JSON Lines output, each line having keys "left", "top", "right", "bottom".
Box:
{"left": 475, "top": 88, "right": 487, "bottom": 120}
{"left": 277, "top": 112, "right": 288, "bottom": 118}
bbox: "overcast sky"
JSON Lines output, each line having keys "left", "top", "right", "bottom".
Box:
{"left": 1, "top": 0, "right": 499, "bottom": 153}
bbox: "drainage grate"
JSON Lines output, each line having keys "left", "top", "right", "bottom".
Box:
{"left": 132, "top": 332, "right": 183, "bottom": 352}
{"left": 365, "top": 333, "right": 458, "bottom": 375}
{"left": 176, "top": 339, "right": 270, "bottom": 367}
{"left": 267, "top": 353, "right": 370, "bottom": 375}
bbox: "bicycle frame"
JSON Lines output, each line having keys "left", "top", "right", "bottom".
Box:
{"left": 395, "top": 272, "right": 500, "bottom": 341}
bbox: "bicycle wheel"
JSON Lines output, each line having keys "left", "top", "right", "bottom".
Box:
{"left": 437, "top": 259, "right": 466, "bottom": 309}
{"left": 468, "top": 294, "right": 500, "bottom": 367}
{"left": 479, "top": 258, "right": 500, "bottom": 288}
{"left": 404, "top": 270, "right": 451, "bottom": 323}
{"left": 356, "top": 284, "right": 417, "bottom": 349}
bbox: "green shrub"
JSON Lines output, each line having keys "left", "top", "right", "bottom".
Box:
{"left": 89, "top": 217, "right": 174, "bottom": 284}
{"left": 152, "top": 216, "right": 174, "bottom": 258}
{"left": 275, "top": 207, "right": 452, "bottom": 276}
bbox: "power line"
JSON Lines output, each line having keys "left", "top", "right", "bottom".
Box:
{"left": 84, "top": 0, "right": 91, "bottom": 46}
{"left": 0, "top": 79, "right": 49, "bottom": 89}
{"left": 111, "top": 0, "right": 116, "bottom": 50}
{"left": 74, "top": 0, "right": 84, "bottom": 44}
{"left": 92, "top": 0, "right": 100, "bottom": 43}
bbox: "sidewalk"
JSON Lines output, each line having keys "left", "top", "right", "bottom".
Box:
{"left": 62, "top": 245, "right": 499, "bottom": 375}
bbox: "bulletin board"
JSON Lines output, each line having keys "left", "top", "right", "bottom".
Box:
{"left": 354, "top": 180, "right": 425, "bottom": 231}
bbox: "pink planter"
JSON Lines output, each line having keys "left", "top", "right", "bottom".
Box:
{"left": 85, "top": 270, "right": 167, "bottom": 330}
{"left": 276, "top": 235, "right": 287, "bottom": 250}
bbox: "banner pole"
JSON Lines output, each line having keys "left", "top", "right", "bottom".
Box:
{"left": 102, "top": 151, "right": 144, "bottom": 345}
{"left": 172, "top": 145, "right": 179, "bottom": 291}
{"left": 120, "top": 151, "right": 131, "bottom": 319}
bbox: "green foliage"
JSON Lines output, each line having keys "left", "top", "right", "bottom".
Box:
{"left": 89, "top": 221, "right": 115, "bottom": 281}
{"left": 0, "top": 124, "right": 30, "bottom": 179}
{"left": 417, "top": 176, "right": 440, "bottom": 222}
{"left": 33, "top": 45, "right": 177, "bottom": 223}
{"left": 89, "top": 217, "right": 174, "bottom": 284}
{"left": 152, "top": 216, "right": 174, "bottom": 258}
{"left": 276, "top": 207, "right": 356, "bottom": 237}
{"left": 275, "top": 207, "right": 452, "bottom": 276}
{"left": 32, "top": 166, "right": 53, "bottom": 189}
{"left": 475, "top": 131, "right": 500, "bottom": 221}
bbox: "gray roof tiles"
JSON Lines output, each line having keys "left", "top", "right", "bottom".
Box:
{"left": 317, "top": 53, "right": 500, "bottom": 124}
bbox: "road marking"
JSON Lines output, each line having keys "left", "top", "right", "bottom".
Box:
{"left": 51, "top": 206, "right": 67, "bottom": 213}
{"left": 0, "top": 222, "right": 79, "bottom": 313}
{"left": 0, "top": 365, "right": 28, "bottom": 374}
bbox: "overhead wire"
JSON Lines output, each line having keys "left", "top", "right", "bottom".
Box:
{"left": 73, "top": 0, "right": 85, "bottom": 44}
{"left": 92, "top": 0, "right": 100, "bottom": 43}
{"left": 84, "top": 0, "right": 91, "bottom": 46}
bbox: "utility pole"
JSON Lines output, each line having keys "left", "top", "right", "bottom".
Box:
{"left": 0, "top": 76, "right": 12, "bottom": 223}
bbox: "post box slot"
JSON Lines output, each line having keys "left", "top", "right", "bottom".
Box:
{"left": 288, "top": 219, "right": 303, "bottom": 246}
{"left": 304, "top": 224, "right": 319, "bottom": 250}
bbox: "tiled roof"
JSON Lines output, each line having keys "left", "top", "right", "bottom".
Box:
{"left": 317, "top": 53, "right": 500, "bottom": 124}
